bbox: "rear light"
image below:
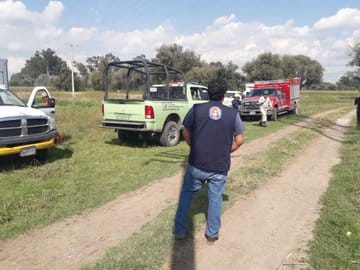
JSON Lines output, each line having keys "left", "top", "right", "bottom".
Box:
{"left": 145, "top": 105, "right": 154, "bottom": 119}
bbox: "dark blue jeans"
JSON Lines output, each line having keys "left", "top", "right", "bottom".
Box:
{"left": 173, "top": 164, "right": 227, "bottom": 238}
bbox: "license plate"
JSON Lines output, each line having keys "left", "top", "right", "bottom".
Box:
{"left": 20, "top": 146, "right": 36, "bottom": 157}
{"left": 249, "top": 111, "right": 256, "bottom": 115}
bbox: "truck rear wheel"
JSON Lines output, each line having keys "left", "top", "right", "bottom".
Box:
{"left": 271, "top": 107, "right": 278, "bottom": 121}
{"left": 290, "top": 103, "right": 298, "bottom": 115}
{"left": 160, "top": 121, "right": 180, "bottom": 147}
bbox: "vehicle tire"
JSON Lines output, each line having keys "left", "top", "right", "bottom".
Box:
{"left": 36, "top": 149, "right": 48, "bottom": 162}
{"left": 160, "top": 121, "right": 180, "bottom": 147}
{"left": 289, "top": 103, "right": 298, "bottom": 115}
{"left": 293, "top": 103, "right": 299, "bottom": 115}
{"left": 271, "top": 107, "right": 278, "bottom": 121}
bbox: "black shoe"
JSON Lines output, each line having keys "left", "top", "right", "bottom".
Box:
{"left": 205, "top": 234, "right": 218, "bottom": 245}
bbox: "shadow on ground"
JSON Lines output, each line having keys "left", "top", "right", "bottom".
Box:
{"left": 169, "top": 186, "right": 229, "bottom": 270}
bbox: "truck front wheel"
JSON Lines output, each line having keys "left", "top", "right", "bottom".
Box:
{"left": 160, "top": 121, "right": 180, "bottom": 147}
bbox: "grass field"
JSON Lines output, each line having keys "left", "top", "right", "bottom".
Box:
{"left": 0, "top": 89, "right": 358, "bottom": 268}
{"left": 308, "top": 118, "right": 360, "bottom": 270}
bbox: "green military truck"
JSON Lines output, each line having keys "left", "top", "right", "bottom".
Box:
{"left": 101, "top": 60, "right": 208, "bottom": 146}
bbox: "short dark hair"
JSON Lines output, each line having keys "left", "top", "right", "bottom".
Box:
{"left": 207, "top": 78, "right": 228, "bottom": 101}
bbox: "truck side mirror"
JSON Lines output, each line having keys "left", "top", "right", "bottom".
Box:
{"left": 48, "top": 98, "right": 55, "bottom": 108}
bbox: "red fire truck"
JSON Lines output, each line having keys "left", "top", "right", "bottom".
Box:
{"left": 239, "top": 78, "right": 300, "bottom": 121}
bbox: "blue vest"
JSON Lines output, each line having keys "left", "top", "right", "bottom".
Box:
{"left": 188, "top": 101, "right": 238, "bottom": 175}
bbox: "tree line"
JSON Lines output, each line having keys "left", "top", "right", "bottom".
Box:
{"left": 9, "top": 42, "right": 360, "bottom": 91}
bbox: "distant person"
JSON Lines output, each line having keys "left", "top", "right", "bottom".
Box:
{"left": 41, "top": 92, "right": 49, "bottom": 106}
{"left": 355, "top": 96, "right": 360, "bottom": 129}
{"left": 231, "top": 93, "right": 241, "bottom": 111}
{"left": 172, "top": 78, "right": 245, "bottom": 244}
{"left": 258, "top": 94, "right": 272, "bottom": 127}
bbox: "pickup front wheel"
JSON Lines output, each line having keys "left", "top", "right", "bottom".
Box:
{"left": 160, "top": 121, "right": 180, "bottom": 147}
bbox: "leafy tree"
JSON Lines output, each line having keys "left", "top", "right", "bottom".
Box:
{"left": 152, "top": 44, "right": 203, "bottom": 73}
{"left": 86, "top": 53, "right": 119, "bottom": 72}
{"left": 336, "top": 41, "right": 360, "bottom": 89}
{"left": 185, "top": 65, "right": 219, "bottom": 86}
{"left": 185, "top": 61, "right": 245, "bottom": 89}
{"left": 242, "top": 52, "right": 283, "bottom": 82}
{"left": 86, "top": 53, "right": 120, "bottom": 90}
{"left": 337, "top": 72, "right": 360, "bottom": 90}
{"left": 281, "top": 55, "right": 299, "bottom": 78}
{"left": 133, "top": 54, "right": 147, "bottom": 61}
{"left": 291, "top": 55, "right": 323, "bottom": 88}
{"left": 242, "top": 53, "right": 323, "bottom": 88}
{"left": 74, "top": 62, "right": 90, "bottom": 89}
{"left": 9, "top": 48, "right": 72, "bottom": 89}
{"left": 348, "top": 41, "right": 360, "bottom": 67}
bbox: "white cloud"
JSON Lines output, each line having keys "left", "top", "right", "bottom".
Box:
{"left": 43, "top": 1, "right": 64, "bottom": 22}
{"left": 0, "top": 0, "right": 32, "bottom": 23}
{"left": 101, "top": 25, "right": 177, "bottom": 59}
{"left": 313, "top": 8, "right": 360, "bottom": 31}
{"left": 2, "top": 1, "right": 359, "bottom": 83}
{"left": 213, "top": 14, "right": 237, "bottom": 26}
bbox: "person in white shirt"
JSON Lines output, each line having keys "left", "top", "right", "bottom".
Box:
{"left": 258, "top": 94, "right": 272, "bottom": 127}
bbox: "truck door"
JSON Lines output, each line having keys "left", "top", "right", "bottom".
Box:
{"left": 27, "top": 86, "right": 56, "bottom": 124}
{"left": 277, "top": 90, "right": 286, "bottom": 111}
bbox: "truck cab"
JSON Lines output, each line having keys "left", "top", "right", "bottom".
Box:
{"left": 0, "top": 58, "right": 58, "bottom": 159}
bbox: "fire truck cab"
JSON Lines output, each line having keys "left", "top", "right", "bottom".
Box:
{"left": 240, "top": 78, "right": 300, "bottom": 121}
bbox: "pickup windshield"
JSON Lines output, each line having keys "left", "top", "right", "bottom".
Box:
{"left": 249, "top": 88, "right": 276, "bottom": 97}
{"left": 149, "top": 85, "right": 186, "bottom": 100}
{"left": 0, "top": 89, "right": 25, "bottom": 106}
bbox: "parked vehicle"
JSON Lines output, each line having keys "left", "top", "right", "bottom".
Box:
{"left": 240, "top": 78, "right": 300, "bottom": 121}
{"left": 101, "top": 60, "right": 208, "bottom": 146}
{"left": 243, "top": 83, "right": 254, "bottom": 97}
{"left": 223, "top": 90, "right": 242, "bottom": 107}
{"left": 0, "top": 58, "right": 59, "bottom": 160}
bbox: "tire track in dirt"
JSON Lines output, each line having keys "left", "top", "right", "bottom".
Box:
{"left": 0, "top": 109, "right": 349, "bottom": 270}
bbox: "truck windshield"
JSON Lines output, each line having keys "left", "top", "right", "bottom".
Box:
{"left": 149, "top": 85, "right": 186, "bottom": 100}
{"left": 249, "top": 89, "right": 276, "bottom": 97}
{"left": 0, "top": 89, "right": 26, "bottom": 106}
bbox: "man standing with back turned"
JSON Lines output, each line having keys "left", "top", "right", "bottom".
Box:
{"left": 172, "top": 78, "right": 245, "bottom": 244}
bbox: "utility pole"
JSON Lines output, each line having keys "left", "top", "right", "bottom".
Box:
{"left": 66, "top": 43, "right": 77, "bottom": 98}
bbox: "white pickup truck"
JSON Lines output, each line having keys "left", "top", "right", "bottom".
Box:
{"left": 0, "top": 58, "right": 58, "bottom": 160}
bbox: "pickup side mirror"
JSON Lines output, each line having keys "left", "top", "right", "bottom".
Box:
{"left": 48, "top": 97, "right": 55, "bottom": 108}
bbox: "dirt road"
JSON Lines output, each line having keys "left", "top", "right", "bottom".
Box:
{"left": 0, "top": 110, "right": 354, "bottom": 270}
{"left": 165, "top": 111, "right": 354, "bottom": 270}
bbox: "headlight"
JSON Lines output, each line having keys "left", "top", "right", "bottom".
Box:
{"left": 49, "top": 117, "right": 56, "bottom": 130}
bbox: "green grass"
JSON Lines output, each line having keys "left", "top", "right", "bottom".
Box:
{"left": 0, "top": 90, "right": 357, "bottom": 241}
{"left": 307, "top": 119, "right": 360, "bottom": 270}
{"left": 84, "top": 128, "right": 319, "bottom": 270}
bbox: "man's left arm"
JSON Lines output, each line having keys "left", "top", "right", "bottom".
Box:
{"left": 231, "top": 133, "right": 244, "bottom": 152}
{"left": 231, "top": 114, "right": 245, "bottom": 152}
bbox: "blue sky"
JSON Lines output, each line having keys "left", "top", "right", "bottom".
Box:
{"left": 2, "top": 0, "right": 360, "bottom": 83}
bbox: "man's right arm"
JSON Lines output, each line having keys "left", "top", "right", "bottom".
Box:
{"left": 182, "top": 127, "right": 191, "bottom": 146}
